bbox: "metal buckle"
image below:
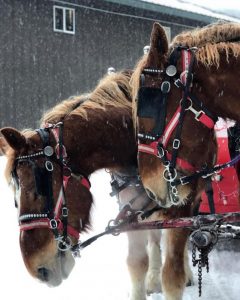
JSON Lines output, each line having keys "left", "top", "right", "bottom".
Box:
{"left": 194, "top": 111, "right": 204, "bottom": 121}
{"left": 174, "top": 79, "right": 182, "bottom": 88}
{"left": 185, "top": 98, "right": 204, "bottom": 121}
{"left": 50, "top": 219, "right": 58, "bottom": 229}
{"left": 179, "top": 176, "right": 189, "bottom": 185}
{"left": 173, "top": 139, "right": 180, "bottom": 149}
{"left": 157, "top": 146, "right": 165, "bottom": 158}
{"left": 62, "top": 207, "right": 68, "bottom": 217}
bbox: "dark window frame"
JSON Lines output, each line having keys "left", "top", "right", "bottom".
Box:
{"left": 53, "top": 5, "right": 75, "bottom": 34}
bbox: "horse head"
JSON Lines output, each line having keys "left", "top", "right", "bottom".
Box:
{"left": 0, "top": 70, "right": 137, "bottom": 286}
{"left": 1, "top": 126, "right": 93, "bottom": 286}
{"left": 131, "top": 22, "right": 240, "bottom": 208}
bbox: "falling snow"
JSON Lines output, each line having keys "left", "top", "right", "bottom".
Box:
{"left": 0, "top": 157, "right": 240, "bottom": 300}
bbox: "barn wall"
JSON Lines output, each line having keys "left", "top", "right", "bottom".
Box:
{"left": 0, "top": 0, "right": 207, "bottom": 129}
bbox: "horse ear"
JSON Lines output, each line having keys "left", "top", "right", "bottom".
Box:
{"left": 0, "top": 137, "right": 9, "bottom": 155}
{"left": 0, "top": 127, "right": 27, "bottom": 151}
{"left": 147, "top": 22, "right": 169, "bottom": 66}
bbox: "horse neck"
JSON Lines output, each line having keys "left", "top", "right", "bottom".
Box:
{"left": 193, "top": 52, "right": 240, "bottom": 122}
{"left": 63, "top": 106, "right": 137, "bottom": 175}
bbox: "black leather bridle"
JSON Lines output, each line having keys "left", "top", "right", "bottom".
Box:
{"left": 13, "top": 122, "right": 91, "bottom": 252}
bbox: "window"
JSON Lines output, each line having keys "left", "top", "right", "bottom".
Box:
{"left": 53, "top": 6, "right": 75, "bottom": 34}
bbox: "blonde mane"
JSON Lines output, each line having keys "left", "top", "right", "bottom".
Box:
{"left": 41, "top": 71, "right": 132, "bottom": 125}
{"left": 3, "top": 72, "right": 133, "bottom": 183}
{"left": 130, "top": 22, "right": 240, "bottom": 125}
{"left": 171, "top": 21, "right": 240, "bottom": 67}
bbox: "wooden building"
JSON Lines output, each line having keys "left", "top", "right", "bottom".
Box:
{"left": 0, "top": 0, "right": 237, "bottom": 128}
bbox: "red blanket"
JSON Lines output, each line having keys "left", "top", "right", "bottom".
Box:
{"left": 200, "top": 119, "right": 240, "bottom": 213}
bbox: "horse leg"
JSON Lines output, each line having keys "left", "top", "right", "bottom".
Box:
{"left": 146, "top": 230, "right": 162, "bottom": 295}
{"left": 184, "top": 243, "right": 194, "bottom": 286}
{"left": 127, "top": 230, "right": 148, "bottom": 300}
{"left": 161, "top": 228, "right": 189, "bottom": 300}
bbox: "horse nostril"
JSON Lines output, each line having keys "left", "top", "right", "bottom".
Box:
{"left": 145, "top": 188, "right": 156, "bottom": 200}
{"left": 37, "top": 267, "right": 49, "bottom": 282}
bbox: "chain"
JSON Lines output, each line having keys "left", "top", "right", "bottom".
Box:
{"left": 191, "top": 235, "right": 215, "bottom": 297}
{"left": 192, "top": 244, "right": 197, "bottom": 266}
{"left": 198, "top": 259, "right": 202, "bottom": 297}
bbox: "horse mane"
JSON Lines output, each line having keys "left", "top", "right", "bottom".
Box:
{"left": 171, "top": 21, "right": 240, "bottom": 67}
{"left": 130, "top": 22, "right": 240, "bottom": 127}
{"left": 3, "top": 71, "right": 133, "bottom": 183}
{"left": 131, "top": 21, "right": 240, "bottom": 99}
{"left": 41, "top": 71, "right": 132, "bottom": 125}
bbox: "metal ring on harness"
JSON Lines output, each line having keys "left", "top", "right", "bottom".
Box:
{"left": 57, "top": 236, "right": 72, "bottom": 252}
{"left": 45, "top": 160, "right": 54, "bottom": 172}
{"left": 163, "top": 167, "right": 177, "bottom": 182}
{"left": 157, "top": 146, "right": 165, "bottom": 158}
{"left": 107, "top": 219, "right": 120, "bottom": 236}
{"left": 169, "top": 193, "right": 180, "bottom": 205}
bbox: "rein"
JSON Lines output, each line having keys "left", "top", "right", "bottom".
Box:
{"left": 73, "top": 208, "right": 240, "bottom": 252}
{"left": 137, "top": 46, "right": 240, "bottom": 205}
{"left": 14, "top": 122, "right": 91, "bottom": 252}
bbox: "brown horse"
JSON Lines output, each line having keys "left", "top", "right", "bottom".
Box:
{"left": 0, "top": 71, "right": 171, "bottom": 299}
{"left": 131, "top": 21, "right": 240, "bottom": 299}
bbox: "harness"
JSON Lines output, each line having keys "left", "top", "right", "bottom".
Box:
{"left": 201, "top": 119, "right": 240, "bottom": 214}
{"left": 13, "top": 122, "right": 91, "bottom": 252}
{"left": 137, "top": 46, "right": 240, "bottom": 205}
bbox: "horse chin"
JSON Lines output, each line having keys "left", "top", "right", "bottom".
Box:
{"left": 37, "top": 250, "right": 75, "bottom": 287}
{"left": 144, "top": 178, "right": 191, "bottom": 208}
{"left": 140, "top": 162, "right": 192, "bottom": 208}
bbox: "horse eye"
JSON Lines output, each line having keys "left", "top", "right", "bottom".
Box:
{"left": 14, "top": 198, "right": 18, "bottom": 208}
{"left": 11, "top": 176, "right": 20, "bottom": 191}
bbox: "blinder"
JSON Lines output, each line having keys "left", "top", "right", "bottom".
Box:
{"left": 137, "top": 87, "right": 162, "bottom": 119}
{"left": 14, "top": 124, "right": 90, "bottom": 252}
{"left": 137, "top": 80, "right": 170, "bottom": 137}
{"left": 33, "top": 165, "right": 50, "bottom": 196}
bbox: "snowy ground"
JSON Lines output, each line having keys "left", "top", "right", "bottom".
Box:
{"left": 0, "top": 157, "right": 239, "bottom": 300}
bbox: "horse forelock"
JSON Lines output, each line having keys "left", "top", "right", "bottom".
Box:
{"left": 171, "top": 21, "right": 240, "bottom": 67}
{"left": 4, "top": 129, "right": 36, "bottom": 184}
{"left": 41, "top": 72, "right": 132, "bottom": 125}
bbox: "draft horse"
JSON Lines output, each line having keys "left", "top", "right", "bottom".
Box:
{"left": 131, "top": 21, "right": 240, "bottom": 299}
{"left": 0, "top": 71, "right": 167, "bottom": 299}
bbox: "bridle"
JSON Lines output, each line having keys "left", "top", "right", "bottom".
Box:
{"left": 137, "top": 46, "right": 240, "bottom": 206}
{"left": 13, "top": 122, "right": 91, "bottom": 252}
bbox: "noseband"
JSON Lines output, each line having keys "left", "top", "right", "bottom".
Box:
{"left": 13, "top": 122, "right": 91, "bottom": 252}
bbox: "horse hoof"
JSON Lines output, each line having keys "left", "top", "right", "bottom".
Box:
{"left": 146, "top": 272, "right": 162, "bottom": 295}
{"left": 146, "top": 286, "right": 162, "bottom": 296}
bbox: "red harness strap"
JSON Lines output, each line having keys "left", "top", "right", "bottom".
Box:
{"left": 200, "top": 119, "right": 240, "bottom": 213}
{"left": 19, "top": 125, "right": 91, "bottom": 240}
{"left": 19, "top": 174, "right": 86, "bottom": 240}
{"left": 138, "top": 50, "right": 215, "bottom": 173}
